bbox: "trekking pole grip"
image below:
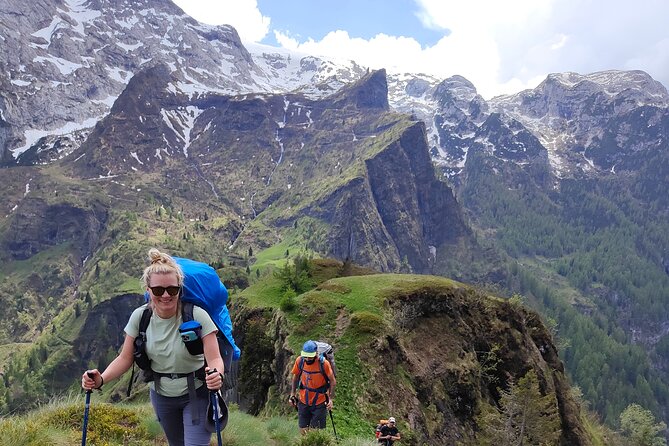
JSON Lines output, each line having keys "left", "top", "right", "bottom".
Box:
{"left": 86, "top": 372, "right": 95, "bottom": 394}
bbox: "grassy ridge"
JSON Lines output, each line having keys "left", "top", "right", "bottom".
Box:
{"left": 240, "top": 262, "right": 466, "bottom": 439}
{"left": 0, "top": 394, "right": 380, "bottom": 446}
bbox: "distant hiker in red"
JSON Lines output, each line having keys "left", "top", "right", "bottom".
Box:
{"left": 378, "top": 416, "right": 401, "bottom": 445}
{"left": 289, "top": 340, "right": 337, "bottom": 434}
{"left": 81, "top": 248, "right": 225, "bottom": 446}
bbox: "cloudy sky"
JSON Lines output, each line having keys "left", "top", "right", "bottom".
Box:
{"left": 172, "top": 0, "right": 669, "bottom": 99}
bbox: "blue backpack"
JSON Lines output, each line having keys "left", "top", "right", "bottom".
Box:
{"left": 174, "top": 257, "right": 241, "bottom": 366}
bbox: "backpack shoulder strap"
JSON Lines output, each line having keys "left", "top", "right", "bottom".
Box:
{"left": 139, "top": 307, "right": 152, "bottom": 334}
{"left": 319, "top": 358, "right": 329, "bottom": 385}
{"left": 297, "top": 356, "right": 329, "bottom": 385}
{"left": 182, "top": 301, "right": 194, "bottom": 322}
{"left": 296, "top": 357, "right": 305, "bottom": 384}
{"left": 129, "top": 307, "right": 153, "bottom": 397}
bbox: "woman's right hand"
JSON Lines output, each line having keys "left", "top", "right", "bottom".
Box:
{"left": 82, "top": 369, "right": 101, "bottom": 390}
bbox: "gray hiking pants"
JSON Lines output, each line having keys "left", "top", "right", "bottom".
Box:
{"left": 150, "top": 386, "right": 212, "bottom": 446}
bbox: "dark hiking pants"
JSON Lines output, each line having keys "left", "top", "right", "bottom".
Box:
{"left": 150, "top": 385, "right": 211, "bottom": 446}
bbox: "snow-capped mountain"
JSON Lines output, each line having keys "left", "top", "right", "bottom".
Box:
{"left": 0, "top": 0, "right": 265, "bottom": 163}
{"left": 5, "top": 0, "right": 668, "bottom": 189}
{"left": 489, "top": 70, "right": 669, "bottom": 178}
{"left": 382, "top": 68, "right": 669, "bottom": 182}
{"left": 245, "top": 42, "right": 369, "bottom": 98}
{"left": 249, "top": 46, "right": 669, "bottom": 185}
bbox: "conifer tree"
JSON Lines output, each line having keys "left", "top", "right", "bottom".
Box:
{"left": 476, "top": 369, "right": 561, "bottom": 445}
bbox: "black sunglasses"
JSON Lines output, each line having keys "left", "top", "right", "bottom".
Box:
{"left": 149, "top": 286, "right": 181, "bottom": 297}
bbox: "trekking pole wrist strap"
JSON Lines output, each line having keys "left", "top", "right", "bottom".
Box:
{"left": 96, "top": 375, "right": 104, "bottom": 390}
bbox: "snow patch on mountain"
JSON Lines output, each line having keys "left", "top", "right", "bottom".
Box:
{"left": 130, "top": 152, "right": 144, "bottom": 165}
{"left": 31, "top": 17, "right": 67, "bottom": 45}
{"left": 12, "top": 117, "right": 100, "bottom": 158}
{"left": 160, "top": 106, "right": 205, "bottom": 157}
{"left": 62, "top": 0, "right": 102, "bottom": 35}
{"left": 33, "top": 56, "right": 83, "bottom": 75}
{"left": 116, "top": 41, "right": 143, "bottom": 52}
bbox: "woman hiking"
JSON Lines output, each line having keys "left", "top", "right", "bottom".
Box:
{"left": 81, "top": 248, "right": 225, "bottom": 446}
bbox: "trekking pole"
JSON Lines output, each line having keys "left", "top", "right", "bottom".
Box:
{"left": 208, "top": 370, "right": 223, "bottom": 446}
{"left": 329, "top": 409, "right": 338, "bottom": 442}
{"left": 210, "top": 390, "right": 223, "bottom": 446}
{"left": 81, "top": 372, "right": 94, "bottom": 446}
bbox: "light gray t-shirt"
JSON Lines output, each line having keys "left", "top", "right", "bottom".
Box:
{"left": 125, "top": 304, "right": 217, "bottom": 397}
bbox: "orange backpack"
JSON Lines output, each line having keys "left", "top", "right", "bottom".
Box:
{"left": 375, "top": 419, "right": 389, "bottom": 439}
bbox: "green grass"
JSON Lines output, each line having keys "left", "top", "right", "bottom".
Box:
{"left": 0, "top": 242, "right": 73, "bottom": 278}
{"left": 316, "top": 273, "right": 463, "bottom": 313}
{"left": 250, "top": 224, "right": 321, "bottom": 273}
{"left": 252, "top": 245, "right": 292, "bottom": 271}
{"left": 273, "top": 272, "right": 469, "bottom": 358}
{"left": 0, "top": 393, "right": 160, "bottom": 446}
{"left": 50, "top": 305, "right": 83, "bottom": 343}
{"left": 240, "top": 275, "right": 286, "bottom": 309}
{"left": 0, "top": 394, "right": 379, "bottom": 446}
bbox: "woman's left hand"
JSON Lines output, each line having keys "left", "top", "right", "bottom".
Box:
{"left": 205, "top": 366, "right": 224, "bottom": 390}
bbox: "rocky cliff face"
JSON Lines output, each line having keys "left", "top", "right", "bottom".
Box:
{"left": 486, "top": 70, "right": 669, "bottom": 179}
{"left": 379, "top": 286, "right": 588, "bottom": 445}
{"left": 1, "top": 198, "right": 107, "bottom": 261}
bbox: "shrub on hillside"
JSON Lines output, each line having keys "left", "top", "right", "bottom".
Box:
{"left": 275, "top": 256, "right": 314, "bottom": 293}
{"left": 295, "top": 429, "right": 335, "bottom": 446}
{"left": 42, "top": 402, "right": 151, "bottom": 444}
{"left": 349, "top": 311, "right": 386, "bottom": 336}
{"left": 280, "top": 288, "right": 298, "bottom": 312}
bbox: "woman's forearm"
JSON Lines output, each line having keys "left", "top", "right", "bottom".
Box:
{"left": 203, "top": 332, "right": 224, "bottom": 373}
{"left": 101, "top": 354, "right": 134, "bottom": 382}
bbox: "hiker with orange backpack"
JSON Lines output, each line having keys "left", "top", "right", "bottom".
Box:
{"left": 377, "top": 417, "right": 401, "bottom": 445}
{"left": 289, "top": 340, "right": 337, "bottom": 434}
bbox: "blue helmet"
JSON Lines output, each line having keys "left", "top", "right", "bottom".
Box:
{"left": 301, "top": 340, "right": 318, "bottom": 358}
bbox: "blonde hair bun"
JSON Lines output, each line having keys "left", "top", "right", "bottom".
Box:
{"left": 142, "top": 248, "right": 184, "bottom": 288}
{"left": 148, "top": 248, "right": 171, "bottom": 265}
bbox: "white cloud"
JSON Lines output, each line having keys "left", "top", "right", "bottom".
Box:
{"left": 172, "top": 0, "right": 270, "bottom": 42}
{"left": 276, "top": 30, "right": 425, "bottom": 71}
{"left": 395, "top": 0, "right": 556, "bottom": 97}
{"left": 273, "top": 10, "right": 521, "bottom": 99}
